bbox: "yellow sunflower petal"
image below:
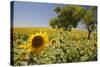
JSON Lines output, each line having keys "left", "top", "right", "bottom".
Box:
{"left": 19, "top": 45, "right": 27, "bottom": 48}
{"left": 42, "top": 32, "right": 47, "bottom": 36}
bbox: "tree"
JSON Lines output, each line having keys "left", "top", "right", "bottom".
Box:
{"left": 49, "top": 5, "right": 86, "bottom": 31}
{"left": 49, "top": 17, "right": 59, "bottom": 29}
{"left": 82, "top": 6, "right": 97, "bottom": 39}
{"left": 54, "top": 6, "right": 61, "bottom": 14}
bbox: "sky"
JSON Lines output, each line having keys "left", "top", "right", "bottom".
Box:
{"left": 13, "top": 1, "right": 66, "bottom": 27}
{"left": 13, "top": 1, "right": 92, "bottom": 29}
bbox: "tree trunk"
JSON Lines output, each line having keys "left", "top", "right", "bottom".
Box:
{"left": 88, "top": 31, "right": 91, "bottom": 40}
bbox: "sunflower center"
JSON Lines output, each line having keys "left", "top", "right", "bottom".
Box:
{"left": 32, "top": 36, "right": 44, "bottom": 48}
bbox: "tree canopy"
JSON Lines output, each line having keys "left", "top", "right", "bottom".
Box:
{"left": 82, "top": 6, "right": 97, "bottom": 39}
{"left": 49, "top": 5, "right": 97, "bottom": 39}
{"left": 49, "top": 5, "right": 86, "bottom": 30}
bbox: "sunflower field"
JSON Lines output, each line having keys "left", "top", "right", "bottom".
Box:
{"left": 11, "top": 27, "right": 97, "bottom": 66}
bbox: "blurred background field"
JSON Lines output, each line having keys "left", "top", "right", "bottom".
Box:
{"left": 13, "top": 27, "right": 97, "bottom": 41}
{"left": 13, "top": 27, "right": 58, "bottom": 35}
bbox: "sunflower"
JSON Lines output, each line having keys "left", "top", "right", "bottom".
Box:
{"left": 50, "top": 39, "right": 56, "bottom": 45}
{"left": 19, "top": 32, "right": 49, "bottom": 54}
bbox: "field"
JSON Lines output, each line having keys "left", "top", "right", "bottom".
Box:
{"left": 12, "top": 27, "right": 97, "bottom": 66}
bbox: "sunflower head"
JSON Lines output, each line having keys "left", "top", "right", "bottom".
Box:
{"left": 50, "top": 39, "right": 56, "bottom": 45}
{"left": 27, "top": 32, "right": 49, "bottom": 54}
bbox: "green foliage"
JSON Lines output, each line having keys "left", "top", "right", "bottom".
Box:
{"left": 54, "top": 7, "right": 61, "bottom": 14}
{"left": 12, "top": 28, "right": 97, "bottom": 66}
{"left": 82, "top": 6, "right": 97, "bottom": 39}
{"left": 49, "top": 5, "right": 86, "bottom": 30}
{"left": 83, "top": 9, "right": 97, "bottom": 31}
{"left": 49, "top": 18, "right": 59, "bottom": 29}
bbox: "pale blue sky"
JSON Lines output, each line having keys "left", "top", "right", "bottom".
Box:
{"left": 13, "top": 1, "right": 66, "bottom": 27}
